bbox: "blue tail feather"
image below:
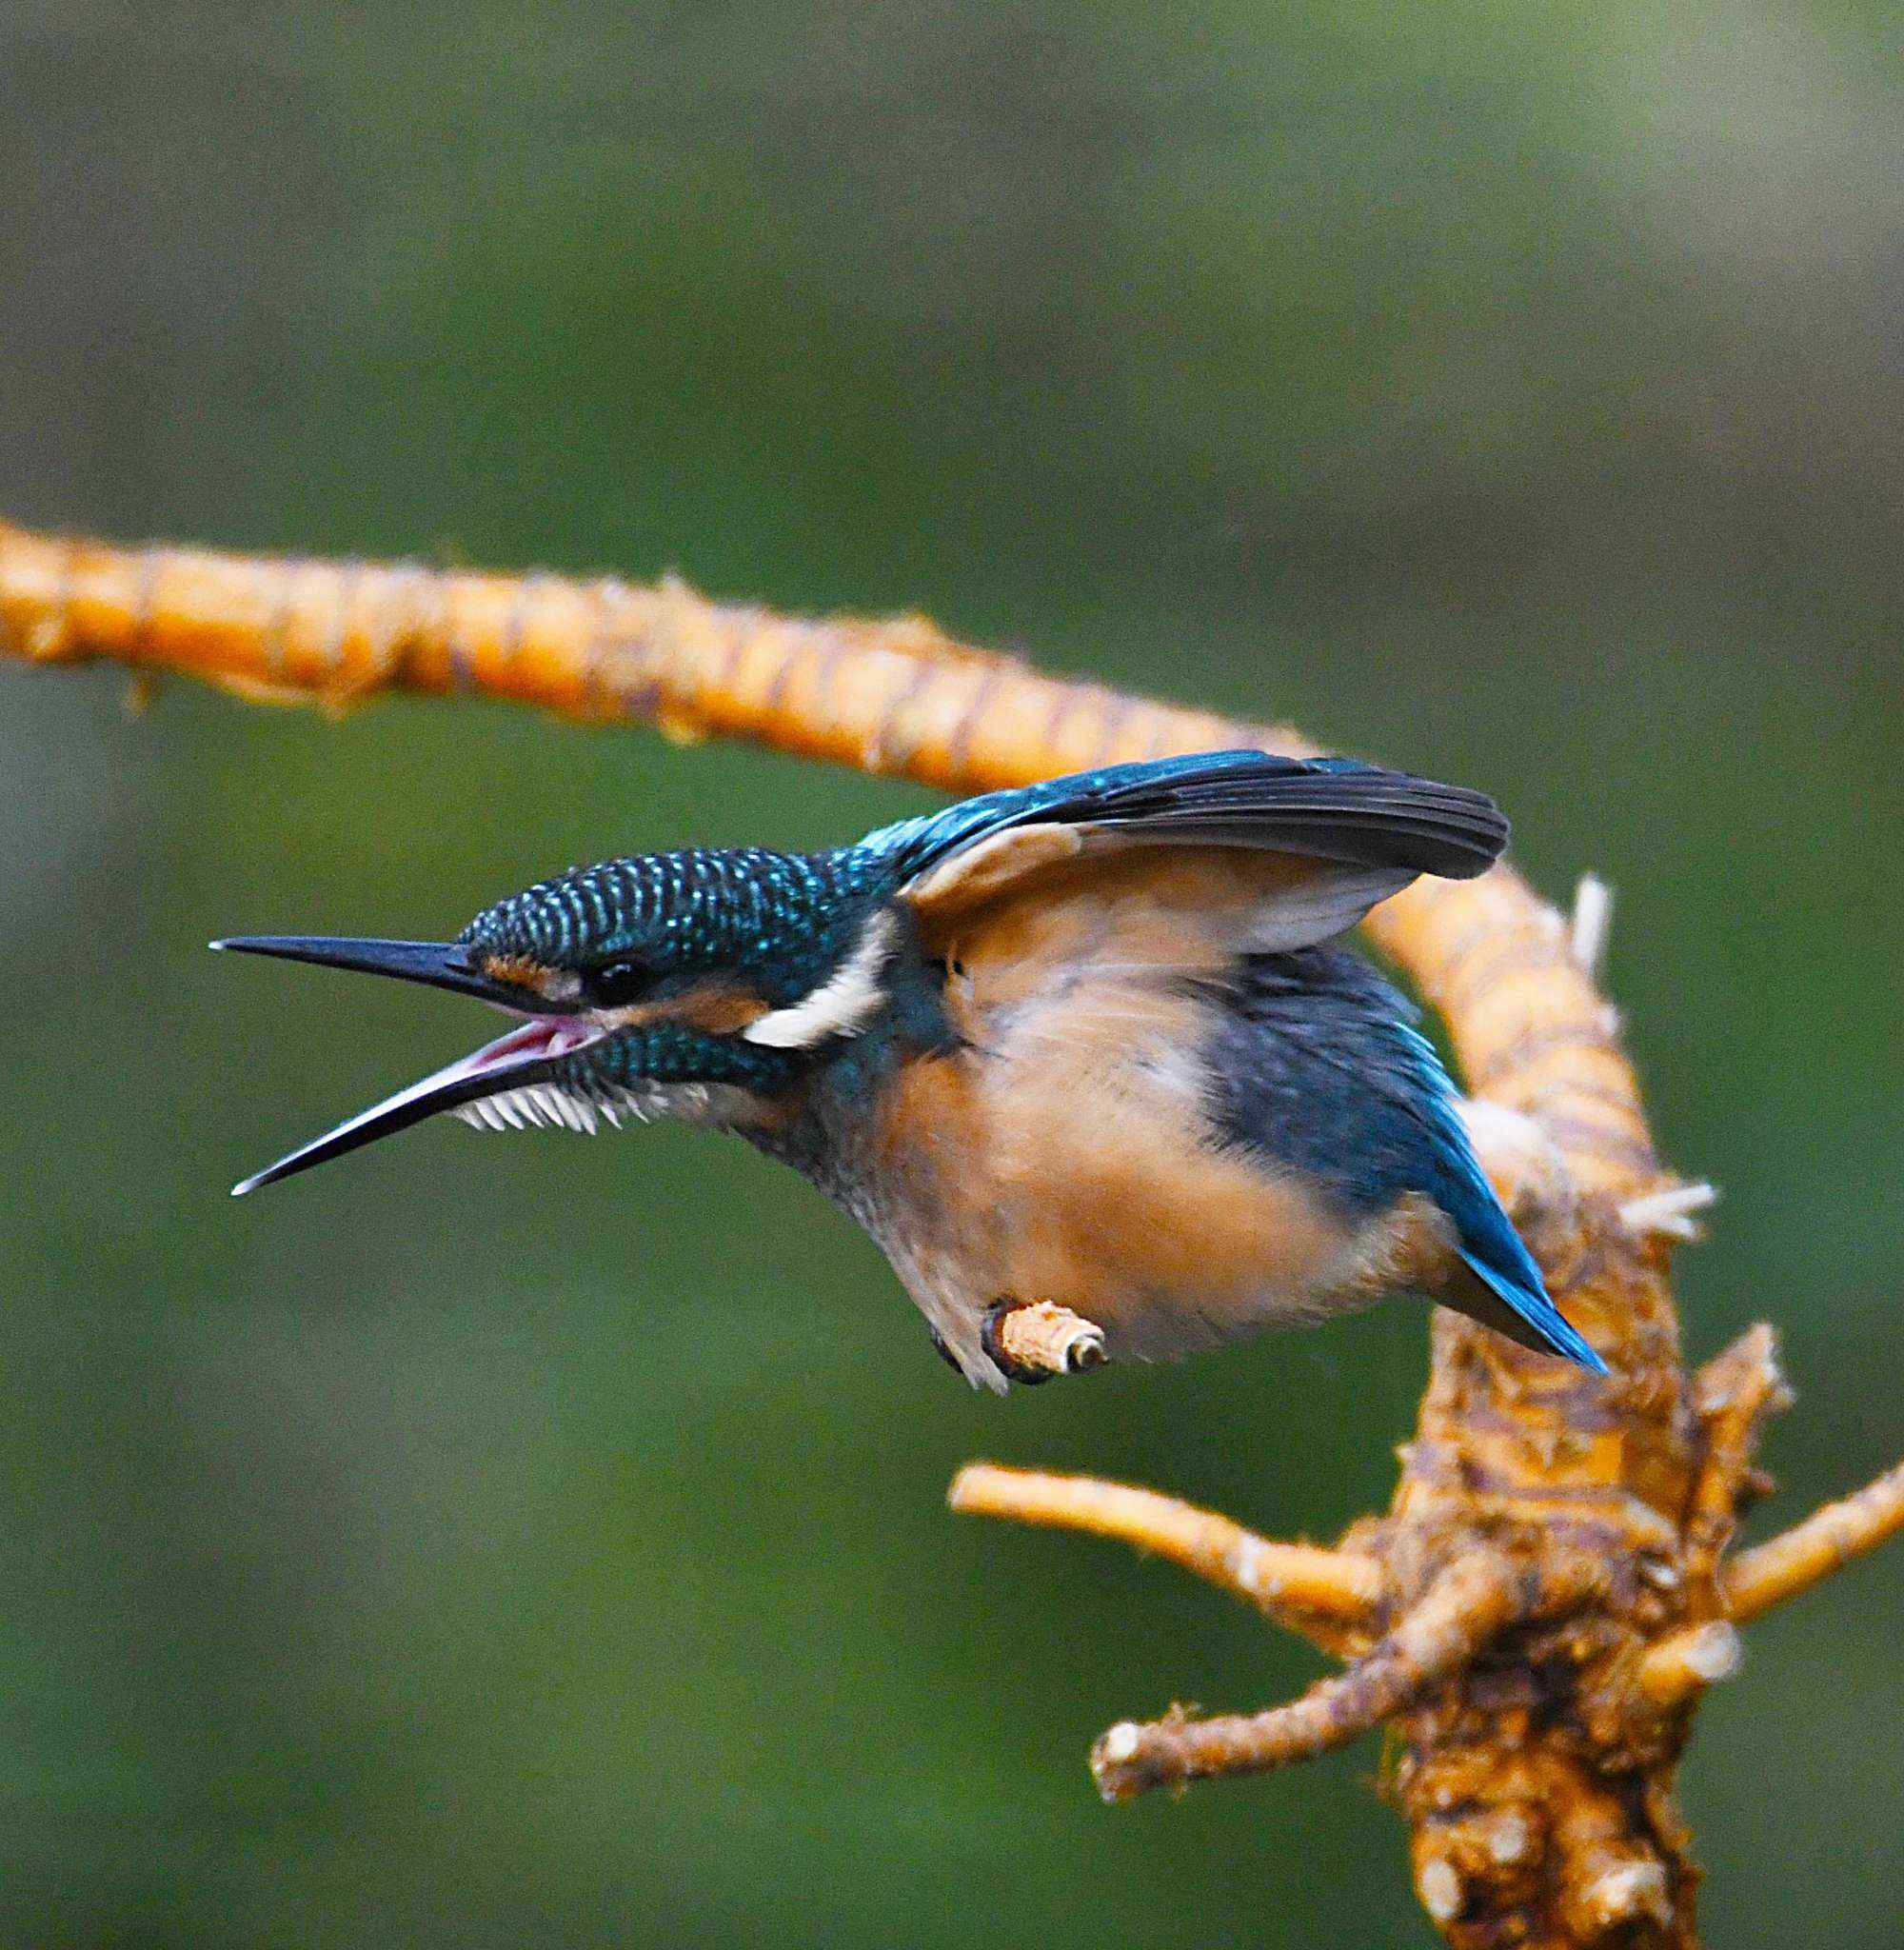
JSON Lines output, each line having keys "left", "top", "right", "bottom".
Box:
{"left": 1458, "top": 1239, "right": 1608, "bottom": 1374}
{"left": 1394, "top": 1022, "right": 1609, "bottom": 1374}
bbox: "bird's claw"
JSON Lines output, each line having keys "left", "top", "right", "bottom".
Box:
{"left": 983, "top": 1300, "right": 1109, "bottom": 1384}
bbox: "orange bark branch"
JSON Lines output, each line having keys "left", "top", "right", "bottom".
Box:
{"left": 1723, "top": 1456, "right": 1904, "bottom": 1624}
{"left": 1684, "top": 1325, "right": 1793, "bottom": 1591}
{"left": 0, "top": 518, "right": 1260, "bottom": 787}
{"left": 948, "top": 1463, "right": 1380, "bottom": 1637}
{"left": 989, "top": 1302, "right": 1107, "bottom": 1379}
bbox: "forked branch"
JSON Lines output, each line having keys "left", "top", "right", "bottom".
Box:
{"left": 1089, "top": 1554, "right": 1562, "bottom": 1801}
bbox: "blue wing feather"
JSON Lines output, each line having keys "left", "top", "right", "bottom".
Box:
{"left": 863, "top": 750, "right": 1508, "bottom": 890}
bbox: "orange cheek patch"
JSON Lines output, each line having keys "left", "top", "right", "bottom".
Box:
{"left": 668, "top": 985, "right": 774, "bottom": 1035}
{"left": 597, "top": 983, "right": 773, "bottom": 1036}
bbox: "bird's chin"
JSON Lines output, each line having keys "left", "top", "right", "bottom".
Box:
{"left": 230, "top": 1012, "right": 637, "bottom": 1195}
{"left": 446, "top": 1020, "right": 693, "bottom": 1138}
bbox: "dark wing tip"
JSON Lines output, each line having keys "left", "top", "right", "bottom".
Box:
{"left": 1081, "top": 756, "right": 1513, "bottom": 881}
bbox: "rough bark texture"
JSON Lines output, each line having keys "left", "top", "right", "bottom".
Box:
{"left": 5, "top": 517, "right": 1901, "bottom": 1946}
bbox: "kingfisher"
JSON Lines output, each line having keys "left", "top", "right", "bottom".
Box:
{"left": 215, "top": 750, "right": 1605, "bottom": 1389}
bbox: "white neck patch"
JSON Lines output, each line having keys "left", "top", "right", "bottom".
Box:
{"left": 743, "top": 909, "right": 898, "bottom": 1050}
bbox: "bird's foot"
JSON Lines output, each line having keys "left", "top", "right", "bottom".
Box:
{"left": 982, "top": 1300, "right": 1109, "bottom": 1384}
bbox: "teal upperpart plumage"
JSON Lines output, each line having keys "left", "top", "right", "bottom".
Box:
{"left": 213, "top": 750, "right": 1606, "bottom": 1387}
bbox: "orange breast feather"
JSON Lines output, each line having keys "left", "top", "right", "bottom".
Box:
{"left": 879, "top": 847, "right": 1363, "bottom": 1363}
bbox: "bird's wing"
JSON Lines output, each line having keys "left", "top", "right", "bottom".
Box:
{"left": 877, "top": 750, "right": 1507, "bottom": 956}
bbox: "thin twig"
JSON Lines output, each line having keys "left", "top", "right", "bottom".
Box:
{"left": 949, "top": 1464, "right": 1380, "bottom": 1636}
{"left": 1569, "top": 873, "right": 1615, "bottom": 979}
{"left": 1089, "top": 1555, "right": 1537, "bottom": 1801}
{"left": 1685, "top": 1325, "right": 1793, "bottom": 1588}
{"left": 1724, "top": 1456, "right": 1904, "bottom": 1624}
{"left": 991, "top": 1302, "right": 1107, "bottom": 1379}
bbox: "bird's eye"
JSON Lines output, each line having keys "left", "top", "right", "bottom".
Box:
{"left": 585, "top": 959, "right": 649, "bottom": 1008}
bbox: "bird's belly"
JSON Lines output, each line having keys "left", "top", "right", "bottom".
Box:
{"left": 864, "top": 992, "right": 1373, "bottom": 1381}
{"left": 990, "top": 1137, "right": 1366, "bottom": 1362}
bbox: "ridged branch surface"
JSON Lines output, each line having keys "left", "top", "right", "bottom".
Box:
{"left": 5, "top": 517, "right": 1899, "bottom": 1948}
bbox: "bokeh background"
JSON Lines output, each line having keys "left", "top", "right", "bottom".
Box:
{"left": 2, "top": 4, "right": 1899, "bottom": 1944}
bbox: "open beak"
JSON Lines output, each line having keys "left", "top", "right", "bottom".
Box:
{"left": 212, "top": 936, "right": 603, "bottom": 1196}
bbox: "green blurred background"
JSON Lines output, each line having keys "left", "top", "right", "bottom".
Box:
{"left": 1, "top": 3, "right": 1899, "bottom": 1943}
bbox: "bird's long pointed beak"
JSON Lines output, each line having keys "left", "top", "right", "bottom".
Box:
{"left": 225, "top": 1015, "right": 606, "bottom": 1196}
{"left": 209, "top": 935, "right": 544, "bottom": 1011}
{"left": 212, "top": 935, "right": 602, "bottom": 1196}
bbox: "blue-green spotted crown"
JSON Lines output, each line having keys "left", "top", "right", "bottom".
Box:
{"left": 459, "top": 846, "right": 890, "bottom": 1003}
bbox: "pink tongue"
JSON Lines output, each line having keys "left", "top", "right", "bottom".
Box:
{"left": 468, "top": 1015, "right": 598, "bottom": 1075}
